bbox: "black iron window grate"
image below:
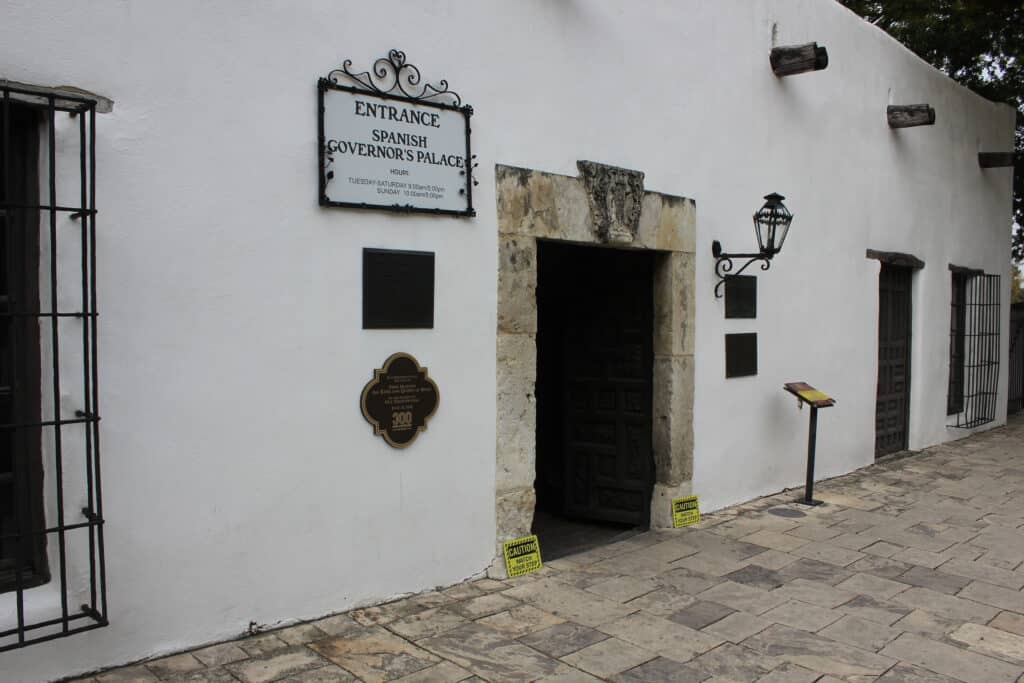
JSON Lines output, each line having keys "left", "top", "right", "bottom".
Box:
{"left": 947, "top": 271, "right": 969, "bottom": 415}
{"left": 1009, "top": 303, "right": 1024, "bottom": 415}
{"left": 0, "top": 85, "right": 107, "bottom": 651}
{"left": 948, "top": 271, "right": 1001, "bottom": 429}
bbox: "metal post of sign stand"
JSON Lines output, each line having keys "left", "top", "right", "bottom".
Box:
{"left": 783, "top": 382, "right": 835, "bottom": 507}
{"left": 799, "top": 405, "right": 823, "bottom": 506}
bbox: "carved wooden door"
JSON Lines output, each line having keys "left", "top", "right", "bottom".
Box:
{"left": 876, "top": 264, "right": 912, "bottom": 457}
{"left": 561, "top": 248, "right": 654, "bottom": 526}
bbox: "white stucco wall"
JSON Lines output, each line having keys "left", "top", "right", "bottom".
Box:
{"left": 687, "top": 2, "right": 1015, "bottom": 514}
{"left": 0, "top": 1, "right": 1015, "bottom": 680}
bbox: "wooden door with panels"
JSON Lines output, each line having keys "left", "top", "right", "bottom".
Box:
{"left": 538, "top": 243, "right": 655, "bottom": 526}
{"left": 876, "top": 264, "right": 913, "bottom": 457}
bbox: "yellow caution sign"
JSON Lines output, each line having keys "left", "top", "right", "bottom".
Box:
{"left": 503, "top": 534, "right": 543, "bottom": 578}
{"left": 672, "top": 496, "right": 701, "bottom": 528}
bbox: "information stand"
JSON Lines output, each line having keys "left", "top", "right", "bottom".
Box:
{"left": 783, "top": 382, "right": 836, "bottom": 506}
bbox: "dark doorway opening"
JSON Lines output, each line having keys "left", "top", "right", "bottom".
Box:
{"left": 533, "top": 241, "right": 655, "bottom": 559}
{"left": 876, "top": 264, "right": 913, "bottom": 457}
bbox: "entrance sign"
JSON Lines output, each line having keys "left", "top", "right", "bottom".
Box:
{"left": 361, "top": 353, "right": 440, "bottom": 449}
{"left": 319, "top": 50, "right": 475, "bottom": 217}
{"left": 672, "top": 496, "right": 701, "bottom": 528}
{"left": 503, "top": 535, "right": 543, "bottom": 578}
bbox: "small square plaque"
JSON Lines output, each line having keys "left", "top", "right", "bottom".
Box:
{"left": 363, "top": 248, "right": 434, "bottom": 329}
{"left": 725, "top": 333, "right": 757, "bottom": 378}
{"left": 725, "top": 276, "right": 757, "bottom": 319}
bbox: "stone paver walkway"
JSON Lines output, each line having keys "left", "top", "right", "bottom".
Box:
{"left": 78, "top": 418, "right": 1024, "bottom": 682}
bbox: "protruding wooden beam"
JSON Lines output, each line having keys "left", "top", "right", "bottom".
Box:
{"left": 866, "top": 249, "right": 925, "bottom": 269}
{"left": 978, "top": 152, "right": 1015, "bottom": 168}
{"left": 887, "top": 105, "right": 936, "bottom": 128}
{"left": 770, "top": 43, "right": 829, "bottom": 77}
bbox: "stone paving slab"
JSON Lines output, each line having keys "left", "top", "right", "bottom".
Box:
{"left": 681, "top": 642, "right": 775, "bottom": 681}
{"left": 596, "top": 612, "right": 722, "bottom": 663}
{"left": 226, "top": 647, "right": 326, "bottom": 683}
{"left": 78, "top": 418, "right": 1024, "bottom": 682}
{"left": 519, "top": 623, "right": 609, "bottom": 660}
{"left": 880, "top": 632, "right": 1022, "bottom": 682}
{"left": 700, "top": 611, "right": 771, "bottom": 645}
{"left": 818, "top": 614, "right": 901, "bottom": 653}
{"left": 837, "top": 593, "right": 911, "bottom": 626}
{"left": 476, "top": 605, "right": 564, "bottom": 639}
{"left": 309, "top": 628, "right": 439, "bottom": 681}
{"left": 666, "top": 601, "right": 733, "bottom": 631}
{"left": 951, "top": 622, "right": 1024, "bottom": 664}
{"left": 608, "top": 656, "right": 706, "bottom": 682}
{"left": 742, "top": 624, "right": 896, "bottom": 677}
{"left": 560, "top": 638, "right": 654, "bottom": 679}
{"left": 419, "top": 623, "right": 562, "bottom": 681}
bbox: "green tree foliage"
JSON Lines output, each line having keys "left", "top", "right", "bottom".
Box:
{"left": 1013, "top": 263, "right": 1024, "bottom": 303}
{"left": 838, "top": 1, "right": 1023, "bottom": 257}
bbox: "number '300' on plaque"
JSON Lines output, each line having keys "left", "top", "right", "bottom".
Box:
{"left": 360, "top": 352, "right": 440, "bottom": 448}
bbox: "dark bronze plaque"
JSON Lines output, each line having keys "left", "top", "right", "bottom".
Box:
{"left": 363, "top": 248, "right": 434, "bottom": 329}
{"left": 725, "top": 333, "right": 757, "bottom": 378}
{"left": 360, "top": 352, "right": 439, "bottom": 448}
{"left": 725, "top": 276, "right": 757, "bottom": 319}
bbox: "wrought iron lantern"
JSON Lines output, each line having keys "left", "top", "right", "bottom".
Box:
{"left": 712, "top": 193, "right": 793, "bottom": 298}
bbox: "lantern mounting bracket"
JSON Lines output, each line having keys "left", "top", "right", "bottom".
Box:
{"left": 712, "top": 243, "right": 773, "bottom": 299}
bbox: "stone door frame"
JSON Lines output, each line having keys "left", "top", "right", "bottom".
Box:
{"left": 493, "top": 161, "right": 696, "bottom": 573}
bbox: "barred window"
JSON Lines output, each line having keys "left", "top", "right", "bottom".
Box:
{"left": 0, "top": 83, "right": 108, "bottom": 651}
{"left": 947, "top": 266, "right": 1001, "bottom": 428}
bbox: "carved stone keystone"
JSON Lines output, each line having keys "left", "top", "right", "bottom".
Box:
{"left": 577, "top": 160, "right": 645, "bottom": 244}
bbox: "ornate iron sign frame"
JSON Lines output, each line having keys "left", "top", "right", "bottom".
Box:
{"left": 318, "top": 50, "right": 476, "bottom": 217}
